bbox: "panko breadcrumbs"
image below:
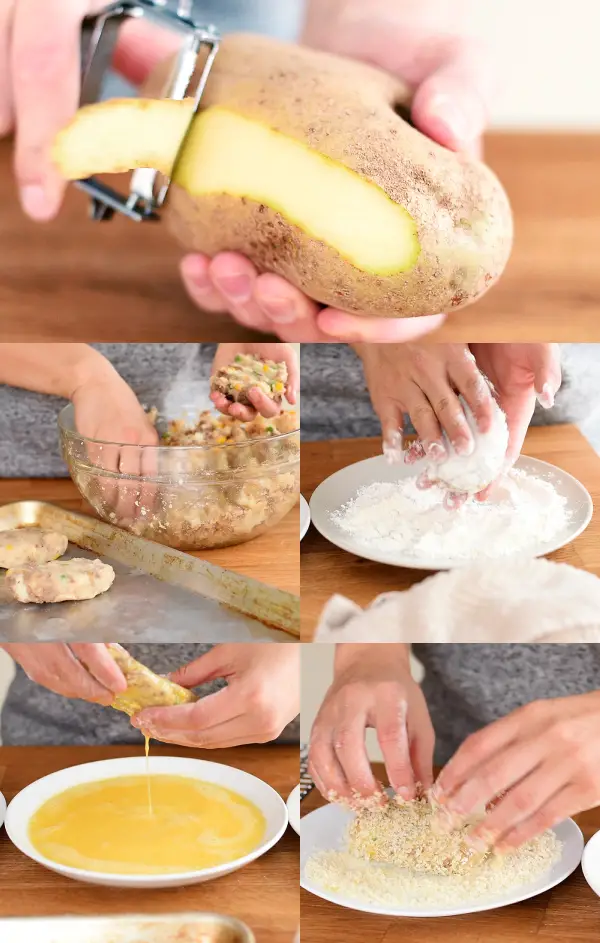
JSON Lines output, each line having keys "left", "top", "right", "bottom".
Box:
{"left": 305, "top": 797, "right": 562, "bottom": 908}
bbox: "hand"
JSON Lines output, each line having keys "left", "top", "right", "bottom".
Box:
{"left": 1, "top": 642, "right": 127, "bottom": 706}
{"left": 71, "top": 353, "right": 159, "bottom": 523}
{"left": 180, "top": 0, "right": 495, "bottom": 343}
{"left": 469, "top": 343, "right": 562, "bottom": 463}
{"left": 3, "top": 4, "right": 179, "bottom": 220}
{"left": 130, "top": 643, "right": 300, "bottom": 749}
{"left": 433, "top": 692, "right": 600, "bottom": 852}
{"left": 309, "top": 644, "right": 435, "bottom": 802}
{"left": 210, "top": 343, "right": 299, "bottom": 421}
{"left": 360, "top": 342, "right": 494, "bottom": 459}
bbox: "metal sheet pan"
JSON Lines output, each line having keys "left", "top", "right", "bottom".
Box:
{"left": 0, "top": 502, "right": 299, "bottom": 642}
{"left": 0, "top": 913, "right": 255, "bottom": 943}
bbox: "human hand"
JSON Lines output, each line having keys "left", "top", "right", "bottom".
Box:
{"left": 1, "top": 642, "right": 127, "bottom": 705}
{"left": 469, "top": 343, "right": 562, "bottom": 463}
{"left": 210, "top": 343, "right": 299, "bottom": 421}
{"left": 3, "top": 4, "right": 179, "bottom": 220}
{"left": 432, "top": 692, "right": 600, "bottom": 852}
{"left": 180, "top": 0, "right": 495, "bottom": 343}
{"left": 71, "top": 351, "right": 159, "bottom": 522}
{"left": 309, "top": 644, "right": 434, "bottom": 803}
{"left": 130, "top": 643, "right": 300, "bottom": 749}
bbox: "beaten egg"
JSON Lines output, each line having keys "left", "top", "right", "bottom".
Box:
{"left": 28, "top": 775, "right": 266, "bottom": 874}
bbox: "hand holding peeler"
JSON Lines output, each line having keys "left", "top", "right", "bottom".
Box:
{"left": 77, "top": 1, "right": 221, "bottom": 222}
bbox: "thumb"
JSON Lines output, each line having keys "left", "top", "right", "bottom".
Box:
{"left": 169, "top": 644, "right": 232, "bottom": 688}
{"left": 534, "top": 344, "right": 562, "bottom": 409}
{"left": 411, "top": 40, "right": 497, "bottom": 154}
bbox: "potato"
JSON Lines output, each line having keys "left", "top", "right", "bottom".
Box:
{"left": 53, "top": 33, "right": 513, "bottom": 318}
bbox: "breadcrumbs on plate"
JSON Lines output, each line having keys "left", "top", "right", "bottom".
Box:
{"left": 306, "top": 797, "right": 562, "bottom": 907}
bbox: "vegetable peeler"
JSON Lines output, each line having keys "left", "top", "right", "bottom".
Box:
{"left": 77, "top": 1, "right": 221, "bottom": 222}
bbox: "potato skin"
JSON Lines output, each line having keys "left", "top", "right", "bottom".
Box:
{"left": 164, "top": 34, "right": 513, "bottom": 319}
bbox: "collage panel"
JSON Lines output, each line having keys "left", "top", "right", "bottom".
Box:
{"left": 299, "top": 643, "right": 600, "bottom": 938}
{"left": 301, "top": 342, "right": 600, "bottom": 643}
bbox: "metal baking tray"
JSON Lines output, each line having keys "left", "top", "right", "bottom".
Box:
{"left": 0, "top": 913, "right": 255, "bottom": 943}
{"left": 0, "top": 502, "right": 299, "bottom": 642}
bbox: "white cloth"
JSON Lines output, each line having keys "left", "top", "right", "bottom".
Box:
{"left": 315, "top": 559, "right": 600, "bottom": 644}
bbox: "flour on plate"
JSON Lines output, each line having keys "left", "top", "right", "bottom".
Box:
{"left": 331, "top": 468, "right": 570, "bottom": 560}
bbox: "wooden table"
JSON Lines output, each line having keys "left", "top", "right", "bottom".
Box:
{"left": 0, "top": 478, "right": 300, "bottom": 596}
{"left": 0, "top": 744, "right": 299, "bottom": 942}
{"left": 2, "top": 133, "right": 600, "bottom": 342}
{"left": 301, "top": 762, "right": 600, "bottom": 942}
{"left": 300, "top": 424, "right": 600, "bottom": 640}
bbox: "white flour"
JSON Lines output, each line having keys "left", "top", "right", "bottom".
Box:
{"left": 331, "top": 468, "right": 571, "bottom": 560}
{"left": 431, "top": 398, "right": 509, "bottom": 494}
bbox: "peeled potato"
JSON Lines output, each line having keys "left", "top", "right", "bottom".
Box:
{"left": 52, "top": 34, "right": 513, "bottom": 319}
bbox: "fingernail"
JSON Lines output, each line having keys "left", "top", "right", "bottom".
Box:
{"left": 454, "top": 437, "right": 474, "bottom": 457}
{"left": 214, "top": 274, "right": 252, "bottom": 301}
{"left": 20, "top": 185, "right": 55, "bottom": 221}
{"left": 536, "top": 382, "right": 555, "bottom": 409}
{"left": 395, "top": 786, "right": 412, "bottom": 802}
{"left": 425, "top": 441, "right": 447, "bottom": 462}
{"left": 260, "top": 296, "right": 298, "bottom": 324}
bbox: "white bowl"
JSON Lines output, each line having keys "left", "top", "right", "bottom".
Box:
{"left": 581, "top": 829, "right": 600, "bottom": 895}
{"left": 5, "top": 756, "right": 288, "bottom": 889}
{"left": 287, "top": 784, "right": 300, "bottom": 836}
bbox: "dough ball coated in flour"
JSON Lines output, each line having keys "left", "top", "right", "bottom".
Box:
{"left": 0, "top": 528, "right": 68, "bottom": 569}
{"left": 430, "top": 398, "right": 509, "bottom": 494}
{"left": 6, "top": 558, "right": 115, "bottom": 604}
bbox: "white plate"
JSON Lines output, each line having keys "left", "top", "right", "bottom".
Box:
{"left": 5, "top": 756, "right": 288, "bottom": 889}
{"left": 581, "top": 829, "right": 600, "bottom": 896}
{"left": 287, "top": 785, "right": 300, "bottom": 836}
{"left": 0, "top": 914, "right": 255, "bottom": 943}
{"left": 0, "top": 790, "right": 5, "bottom": 829}
{"left": 300, "top": 495, "right": 311, "bottom": 540}
{"left": 309, "top": 454, "right": 593, "bottom": 569}
{"left": 300, "top": 803, "right": 584, "bottom": 917}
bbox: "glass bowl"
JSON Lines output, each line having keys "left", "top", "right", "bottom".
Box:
{"left": 58, "top": 401, "right": 300, "bottom": 551}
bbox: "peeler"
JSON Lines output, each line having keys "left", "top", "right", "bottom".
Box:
{"left": 77, "top": 0, "right": 221, "bottom": 222}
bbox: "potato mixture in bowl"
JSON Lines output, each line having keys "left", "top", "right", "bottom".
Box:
{"left": 60, "top": 404, "right": 299, "bottom": 551}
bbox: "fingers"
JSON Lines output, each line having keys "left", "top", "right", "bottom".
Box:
{"left": 493, "top": 784, "right": 580, "bottom": 852}
{"left": 374, "top": 699, "right": 415, "bottom": 799}
{"left": 4, "top": 642, "right": 116, "bottom": 705}
{"left": 402, "top": 383, "right": 443, "bottom": 450}
{"left": 12, "top": 0, "right": 89, "bottom": 220}
{"left": 247, "top": 388, "right": 281, "bottom": 419}
{"left": 308, "top": 732, "right": 353, "bottom": 799}
{"left": 0, "top": 0, "right": 15, "bottom": 137}
{"left": 435, "top": 711, "right": 523, "bottom": 800}
{"left": 332, "top": 714, "right": 380, "bottom": 797}
{"left": 169, "top": 645, "right": 231, "bottom": 688}
{"left": 501, "top": 391, "right": 536, "bottom": 465}
{"left": 411, "top": 36, "right": 498, "bottom": 154}
{"left": 112, "top": 16, "right": 182, "bottom": 87}
{"left": 317, "top": 309, "right": 446, "bottom": 343}
{"left": 534, "top": 344, "right": 562, "bottom": 409}
{"left": 447, "top": 353, "right": 494, "bottom": 433}
{"left": 71, "top": 643, "right": 127, "bottom": 694}
{"left": 409, "top": 712, "right": 436, "bottom": 792}
{"left": 467, "top": 760, "right": 566, "bottom": 849}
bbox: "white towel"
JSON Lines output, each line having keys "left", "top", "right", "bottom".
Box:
{"left": 315, "top": 559, "right": 600, "bottom": 644}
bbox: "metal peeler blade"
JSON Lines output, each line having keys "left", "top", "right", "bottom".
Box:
{"left": 75, "top": 1, "right": 220, "bottom": 222}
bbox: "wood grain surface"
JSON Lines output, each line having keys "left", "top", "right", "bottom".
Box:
{"left": 1, "top": 134, "right": 600, "bottom": 342}
{"left": 300, "top": 424, "right": 600, "bottom": 639}
{"left": 0, "top": 478, "right": 300, "bottom": 596}
{"left": 0, "top": 744, "right": 299, "bottom": 941}
{"left": 301, "top": 762, "right": 600, "bottom": 942}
